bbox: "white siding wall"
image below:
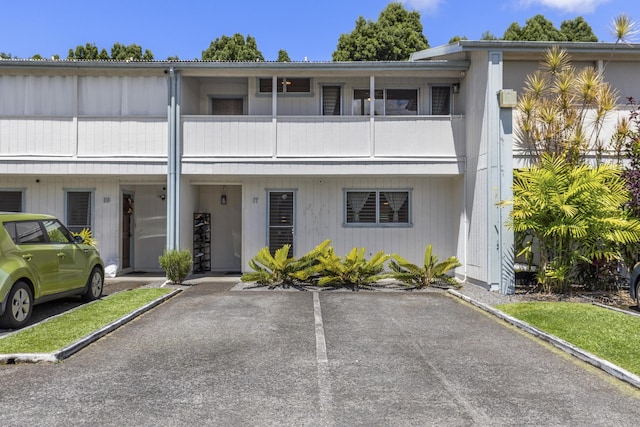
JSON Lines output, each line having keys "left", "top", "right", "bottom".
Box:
{"left": 0, "top": 75, "right": 75, "bottom": 115}
{"left": 78, "top": 76, "right": 166, "bottom": 116}
{"left": 182, "top": 116, "right": 273, "bottom": 157}
{"left": 241, "top": 176, "right": 462, "bottom": 272}
{"left": 0, "top": 117, "right": 75, "bottom": 155}
{"left": 182, "top": 116, "right": 465, "bottom": 159}
{"left": 276, "top": 117, "right": 370, "bottom": 157}
{"left": 463, "top": 51, "right": 490, "bottom": 284}
{"left": 0, "top": 176, "right": 121, "bottom": 266}
{"left": 605, "top": 62, "right": 640, "bottom": 101}
{"left": 78, "top": 117, "right": 167, "bottom": 157}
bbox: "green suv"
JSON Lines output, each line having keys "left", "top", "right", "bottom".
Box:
{"left": 0, "top": 213, "right": 104, "bottom": 329}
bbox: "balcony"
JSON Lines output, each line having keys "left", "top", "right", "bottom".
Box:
{"left": 182, "top": 115, "right": 466, "bottom": 160}
{"left": 0, "top": 116, "right": 167, "bottom": 158}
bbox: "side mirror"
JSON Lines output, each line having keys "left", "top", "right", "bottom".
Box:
{"left": 74, "top": 235, "right": 85, "bottom": 244}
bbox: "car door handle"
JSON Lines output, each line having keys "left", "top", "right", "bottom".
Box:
{"left": 57, "top": 253, "right": 65, "bottom": 259}
{"left": 22, "top": 254, "right": 32, "bottom": 261}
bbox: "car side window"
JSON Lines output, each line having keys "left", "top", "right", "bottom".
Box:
{"left": 14, "top": 221, "right": 46, "bottom": 244}
{"left": 3, "top": 222, "right": 18, "bottom": 243}
{"left": 42, "top": 219, "right": 74, "bottom": 244}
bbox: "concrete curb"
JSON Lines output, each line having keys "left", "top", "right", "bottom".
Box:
{"left": 447, "top": 289, "right": 640, "bottom": 390}
{"left": 0, "top": 289, "right": 182, "bottom": 364}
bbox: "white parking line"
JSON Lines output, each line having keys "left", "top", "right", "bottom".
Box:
{"left": 313, "top": 291, "right": 328, "bottom": 363}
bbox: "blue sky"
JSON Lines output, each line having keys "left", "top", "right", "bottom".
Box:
{"left": 1, "top": 0, "right": 637, "bottom": 61}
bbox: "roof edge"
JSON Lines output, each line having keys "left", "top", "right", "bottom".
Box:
{"left": 411, "top": 40, "right": 640, "bottom": 61}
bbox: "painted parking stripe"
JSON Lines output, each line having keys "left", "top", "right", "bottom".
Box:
{"left": 313, "top": 291, "right": 328, "bottom": 363}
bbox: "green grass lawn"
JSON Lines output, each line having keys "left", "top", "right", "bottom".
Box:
{"left": 0, "top": 288, "right": 173, "bottom": 354}
{"left": 496, "top": 302, "right": 640, "bottom": 377}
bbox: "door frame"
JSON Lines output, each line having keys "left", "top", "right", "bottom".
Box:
{"left": 121, "top": 191, "right": 134, "bottom": 272}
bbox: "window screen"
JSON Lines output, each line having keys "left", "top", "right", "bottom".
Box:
{"left": 322, "top": 86, "right": 341, "bottom": 116}
{"left": 66, "top": 191, "right": 92, "bottom": 233}
{"left": 431, "top": 86, "right": 451, "bottom": 115}
{"left": 0, "top": 191, "right": 23, "bottom": 212}
{"left": 211, "top": 98, "right": 244, "bottom": 115}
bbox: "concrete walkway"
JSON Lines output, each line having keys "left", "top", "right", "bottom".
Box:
{"left": 0, "top": 280, "right": 639, "bottom": 426}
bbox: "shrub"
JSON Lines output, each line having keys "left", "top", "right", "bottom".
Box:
{"left": 72, "top": 228, "right": 97, "bottom": 246}
{"left": 316, "top": 247, "right": 389, "bottom": 289}
{"left": 507, "top": 154, "right": 640, "bottom": 292}
{"left": 241, "top": 240, "right": 331, "bottom": 287}
{"left": 159, "top": 249, "right": 192, "bottom": 285}
{"left": 389, "top": 244, "right": 461, "bottom": 288}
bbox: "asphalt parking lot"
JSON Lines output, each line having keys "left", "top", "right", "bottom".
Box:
{"left": 0, "top": 281, "right": 639, "bottom": 426}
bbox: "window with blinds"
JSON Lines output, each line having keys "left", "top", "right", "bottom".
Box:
{"left": 345, "top": 190, "right": 410, "bottom": 226}
{"left": 66, "top": 191, "right": 92, "bottom": 233}
{"left": 322, "top": 86, "right": 341, "bottom": 115}
{"left": 268, "top": 191, "right": 295, "bottom": 256}
{"left": 0, "top": 191, "right": 23, "bottom": 212}
{"left": 431, "top": 86, "right": 451, "bottom": 115}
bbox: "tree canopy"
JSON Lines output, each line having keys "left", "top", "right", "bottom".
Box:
{"left": 332, "top": 2, "right": 428, "bottom": 61}
{"left": 277, "top": 49, "right": 291, "bottom": 62}
{"left": 67, "top": 42, "right": 153, "bottom": 60}
{"left": 201, "top": 33, "right": 264, "bottom": 61}
{"left": 110, "top": 43, "right": 154, "bottom": 60}
{"left": 560, "top": 17, "right": 598, "bottom": 42}
{"left": 67, "top": 43, "right": 109, "bottom": 60}
{"left": 503, "top": 14, "right": 597, "bottom": 42}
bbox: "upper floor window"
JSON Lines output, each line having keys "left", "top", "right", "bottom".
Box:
{"left": 66, "top": 190, "right": 93, "bottom": 233}
{"left": 431, "top": 86, "right": 451, "bottom": 115}
{"left": 0, "top": 190, "right": 23, "bottom": 212}
{"left": 322, "top": 86, "right": 342, "bottom": 116}
{"left": 353, "top": 89, "right": 418, "bottom": 116}
{"left": 344, "top": 190, "right": 411, "bottom": 226}
{"left": 211, "top": 98, "right": 245, "bottom": 115}
{"left": 259, "top": 78, "right": 311, "bottom": 94}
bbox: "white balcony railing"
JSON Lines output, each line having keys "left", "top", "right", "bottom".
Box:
{"left": 0, "top": 115, "right": 465, "bottom": 161}
{"left": 182, "top": 115, "right": 465, "bottom": 159}
{"left": 0, "top": 116, "right": 167, "bottom": 158}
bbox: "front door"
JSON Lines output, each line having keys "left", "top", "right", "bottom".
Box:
{"left": 122, "top": 193, "right": 134, "bottom": 269}
{"left": 268, "top": 191, "right": 295, "bottom": 256}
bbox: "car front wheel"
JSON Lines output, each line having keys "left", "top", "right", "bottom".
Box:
{"left": 0, "top": 281, "right": 33, "bottom": 329}
{"left": 82, "top": 267, "right": 104, "bottom": 302}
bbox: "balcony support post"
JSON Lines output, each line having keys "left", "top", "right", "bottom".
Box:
{"left": 369, "top": 75, "right": 375, "bottom": 158}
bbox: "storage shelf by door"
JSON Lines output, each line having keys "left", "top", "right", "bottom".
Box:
{"left": 193, "top": 212, "right": 211, "bottom": 273}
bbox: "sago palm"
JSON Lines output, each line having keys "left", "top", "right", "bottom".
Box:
{"left": 389, "top": 244, "right": 461, "bottom": 288}
{"left": 316, "top": 247, "right": 389, "bottom": 288}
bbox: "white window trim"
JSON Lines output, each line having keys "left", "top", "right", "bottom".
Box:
{"left": 64, "top": 189, "right": 95, "bottom": 232}
{"left": 429, "top": 85, "right": 453, "bottom": 115}
{"left": 319, "top": 83, "right": 344, "bottom": 116}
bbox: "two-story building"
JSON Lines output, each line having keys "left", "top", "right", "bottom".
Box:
{"left": 1, "top": 41, "right": 638, "bottom": 292}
